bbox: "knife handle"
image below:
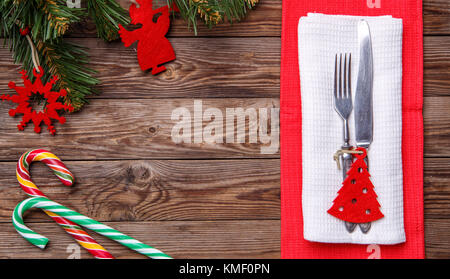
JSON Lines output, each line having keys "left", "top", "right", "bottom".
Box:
{"left": 364, "top": 155, "right": 369, "bottom": 171}
{"left": 358, "top": 147, "right": 369, "bottom": 170}
{"left": 357, "top": 147, "right": 371, "bottom": 233}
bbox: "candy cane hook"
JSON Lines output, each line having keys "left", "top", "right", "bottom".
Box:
{"left": 16, "top": 149, "right": 114, "bottom": 259}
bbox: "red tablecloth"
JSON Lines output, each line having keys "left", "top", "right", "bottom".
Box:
{"left": 280, "top": 0, "right": 424, "bottom": 258}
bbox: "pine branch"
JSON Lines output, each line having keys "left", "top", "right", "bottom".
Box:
{"left": 34, "top": 0, "right": 84, "bottom": 41}
{"left": 0, "top": 1, "right": 95, "bottom": 111}
{"left": 36, "top": 39, "right": 99, "bottom": 111}
{"left": 87, "top": 0, "right": 130, "bottom": 41}
{"left": 0, "top": 0, "right": 128, "bottom": 111}
{"left": 169, "top": 0, "right": 259, "bottom": 34}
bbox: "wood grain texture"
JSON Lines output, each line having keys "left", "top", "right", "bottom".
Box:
{"left": 0, "top": 157, "right": 447, "bottom": 221}
{"left": 0, "top": 220, "right": 280, "bottom": 259}
{"left": 0, "top": 97, "right": 448, "bottom": 159}
{"left": 2, "top": 36, "right": 448, "bottom": 98}
{"left": 0, "top": 157, "right": 448, "bottom": 258}
{"left": 424, "top": 97, "right": 450, "bottom": 157}
{"left": 0, "top": 159, "right": 280, "bottom": 222}
{"left": 424, "top": 36, "right": 450, "bottom": 97}
{"left": 68, "top": 0, "right": 282, "bottom": 38}
{"left": 425, "top": 219, "right": 450, "bottom": 258}
{"left": 0, "top": 38, "right": 280, "bottom": 99}
{"left": 0, "top": 98, "right": 280, "bottom": 160}
{"left": 423, "top": 0, "right": 450, "bottom": 35}
{"left": 66, "top": 0, "right": 450, "bottom": 37}
{"left": 0, "top": 0, "right": 448, "bottom": 259}
{"left": 424, "top": 158, "right": 450, "bottom": 219}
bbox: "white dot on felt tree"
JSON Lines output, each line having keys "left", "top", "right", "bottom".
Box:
{"left": 366, "top": 209, "right": 371, "bottom": 214}
{"left": 339, "top": 206, "right": 344, "bottom": 212}
{"left": 362, "top": 188, "right": 368, "bottom": 193}
{"left": 352, "top": 199, "right": 357, "bottom": 204}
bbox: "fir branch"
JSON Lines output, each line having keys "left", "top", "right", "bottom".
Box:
{"left": 87, "top": 0, "right": 130, "bottom": 41}
{"left": 36, "top": 39, "right": 99, "bottom": 111}
{"left": 35, "top": 0, "right": 84, "bottom": 41}
{"left": 0, "top": 0, "right": 98, "bottom": 111}
{"left": 191, "top": 0, "right": 222, "bottom": 26}
{"left": 169, "top": 0, "right": 259, "bottom": 34}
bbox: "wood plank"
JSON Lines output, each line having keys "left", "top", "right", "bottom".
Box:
{"left": 425, "top": 219, "right": 450, "bottom": 258}
{"left": 0, "top": 157, "right": 446, "bottom": 221}
{"left": 68, "top": 0, "right": 281, "bottom": 38}
{"left": 0, "top": 38, "right": 280, "bottom": 99}
{"left": 0, "top": 96, "right": 448, "bottom": 159}
{"left": 424, "top": 97, "right": 450, "bottom": 157}
{"left": 0, "top": 98, "right": 280, "bottom": 159}
{"left": 0, "top": 220, "right": 280, "bottom": 259}
{"left": 0, "top": 159, "right": 280, "bottom": 222}
{"left": 424, "top": 36, "right": 450, "bottom": 97}
{"left": 1, "top": 218, "right": 447, "bottom": 259}
{"left": 66, "top": 0, "right": 450, "bottom": 37}
{"left": 1, "top": 35, "right": 449, "bottom": 98}
{"left": 424, "top": 158, "right": 450, "bottom": 219}
{"left": 424, "top": 158, "right": 450, "bottom": 259}
{"left": 0, "top": 157, "right": 447, "bottom": 258}
{"left": 424, "top": 0, "right": 450, "bottom": 36}
{"left": 1, "top": 36, "right": 448, "bottom": 98}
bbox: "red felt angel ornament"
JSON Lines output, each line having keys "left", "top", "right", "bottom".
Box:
{"left": 119, "top": 0, "right": 176, "bottom": 75}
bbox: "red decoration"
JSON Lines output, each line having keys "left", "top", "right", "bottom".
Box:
{"left": 19, "top": 27, "right": 30, "bottom": 36}
{"left": 1, "top": 67, "right": 74, "bottom": 135}
{"left": 119, "top": 0, "right": 176, "bottom": 75}
{"left": 327, "top": 148, "right": 384, "bottom": 223}
{"left": 169, "top": 2, "right": 180, "bottom": 12}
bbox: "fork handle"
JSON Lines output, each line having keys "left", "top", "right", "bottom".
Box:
{"left": 341, "top": 145, "right": 357, "bottom": 233}
{"left": 341, "top": 150, "right": 353, "bottom": 179}
{"left": 341, "top": 144, "right": 353, "bottom": 181}
{"left": 343, "top": 119, "right": 350, "bottom": 146}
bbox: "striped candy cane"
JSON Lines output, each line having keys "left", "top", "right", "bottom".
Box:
{"left": 16, "top": 149, "right": 114, "bottom": 259}
{"left": 13, "top": 197, "right": 172, "bottom": 259}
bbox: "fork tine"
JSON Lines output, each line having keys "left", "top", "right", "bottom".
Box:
{"left": 334, "top": 54, "right": 338, "bottom": 100}
{"left": 343, "top": 53, "right": 347, "bottom": 98}
{"left": 339, "top": 54, "right": 342, "bottom": 98}
{"left": 347, "top": 53, "right": 352, "bottom": 99}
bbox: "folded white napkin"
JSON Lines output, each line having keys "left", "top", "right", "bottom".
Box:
{"left": 299, "top": 13, "right": 405, "bottom": 244}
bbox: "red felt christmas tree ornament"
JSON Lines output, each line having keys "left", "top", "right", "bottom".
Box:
{"left": 1, "top": 67, "right": 74, "bottom": 135}
{"left": 119, "top": 0, "right": 176, "bottom": 75}
{"left": 328, "top": 147, "right": 384, "bottom": 224}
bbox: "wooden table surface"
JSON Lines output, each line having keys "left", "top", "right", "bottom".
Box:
{"left": 0, "top": 0, "right": 448, "bottom": 259}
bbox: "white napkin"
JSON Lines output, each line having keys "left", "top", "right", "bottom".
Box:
{"left": 299, "top": 13, "right": 405, "bottom": 244}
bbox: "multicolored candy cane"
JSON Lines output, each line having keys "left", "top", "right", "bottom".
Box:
{"left": 16, "top": 149, "right": 114, "bottom": 259}
{"left": 13, "top": 197, "right": 172, "bottom": 259}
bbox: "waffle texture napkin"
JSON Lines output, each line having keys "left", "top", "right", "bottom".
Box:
{"left": 281, "top": 0, "right": 424, "bottom": 258}
{"left": 299, "top": 14, "right": 404, "bottom": 244}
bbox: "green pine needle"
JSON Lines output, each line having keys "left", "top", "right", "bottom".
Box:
{"left": 0, "top": 0, "right": 129, "bottom": 111}
{"left": 87, "top": 0, "right": 130, "bottom": 42}
{"left": 168, "top": 0, "right": 259, "bottom": 35}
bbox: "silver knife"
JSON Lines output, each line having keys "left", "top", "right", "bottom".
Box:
{"left": 354, "top": 19, "right": 374, "bottom": 233}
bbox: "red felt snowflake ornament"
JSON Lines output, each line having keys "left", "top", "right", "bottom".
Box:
{"left": 1, "top": 66, "right": 74, "bottom": 135}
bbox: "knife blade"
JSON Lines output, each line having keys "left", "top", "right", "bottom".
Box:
{"left": 355, "top": 20, "right": 373, "bottom": 149}
{"left": 354, "top": 19, "right": 374, "bottom": 234}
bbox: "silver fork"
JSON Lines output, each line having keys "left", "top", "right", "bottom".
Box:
{"left": 333, "top": 53, "right": 357, "bottom": 233}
